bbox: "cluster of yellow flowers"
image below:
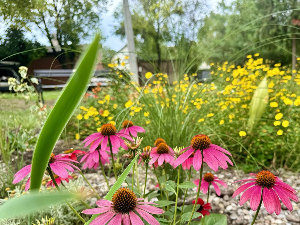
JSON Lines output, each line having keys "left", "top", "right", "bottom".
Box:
{"left": 75, "top": 54, "right": 300, "bottom": 145}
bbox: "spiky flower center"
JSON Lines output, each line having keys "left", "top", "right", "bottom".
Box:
{"left": 112, "top": 188, "right": 137, "bottom": 213}
{"left": 143, "top": 146, "right": 151, "bottom": 153}
{"left": 203, "top": 173, "right": 214, "bottom": 182}
{"left": 156, "top": 143, "right": 169, "bottom": 154}
{"left": 49, "top": 153, "right": 56, "bottom": 163}
{"left": 101, "top": 123, "right": 117, "bottom": 136}
{"left": 122, "top": 120, "right": 134, "bottom": 128}
{"left": 256, "top": 171, "right": 276, "bottom": 189}
{"left": 64, "top": 148, "right": 74, "bottom": 154}
{"left": 154, "top": 138, "right": 166, "bottom": 147}
{"left": 191, "top": 134, "right": 211, "bottom": 150}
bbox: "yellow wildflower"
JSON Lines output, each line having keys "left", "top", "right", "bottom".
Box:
{"left": 102, "top": 110, "right": 109, "bottom": 117}
{"left": 113, "top": 104, "right": 118, "bottom": 109}
{"left": 277, "top": 129, "right": 283, "bottom": 135}
{"left": 145, "top": 72, "right": 152, "bottom": 79}
{"left": 146, "top": 120, "right": 151, "bottom": 124}
{"left": 220, "top": 120, "right": 224, "bottom": 125}
{"left": 198, "top": 118, "right": 204, "bottom": 122}
{"left": 125, "top": 100, "right": 134, "bottom": 108}
{"left": 274, "top": 121, "right": 281, "bottom": 126}
{"left": 207, "top": 113, "right": 214, "bottom": 117}
{"left": 108, "top": 116, "right": 113, "bottom": 120}
{"left": 84, "top": 114, "right": 89, "bottom": 120}
{"left": 282, "top": 120, "right": 289, "bottom": 127}
{"left": 75, "top": 133, "right": 80, "bottom": 140}
{"left": 125, "top": 55, "right": 129, "bottom": 59}
{"left": 110, "top": 121, "right": 116, "bottom": 126}
{"left": 144, "top": 112, "right": 149, "bottom": 117}
{"left": 270, "top": 102, "right": 278, "bottom": 107}
{"left": 275, "top": 113, "right": 283, "bottom": 120}
{"left": 239, "top": 131, "right": 246, "bottom": 137}
{"left": 76, "top": 114, "right": 83, "bottom": 120}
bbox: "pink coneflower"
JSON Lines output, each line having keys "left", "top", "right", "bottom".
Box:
{"left": 119, "top": 120, "right": 145, "bottom": 137}
{"left": 82, "top": 188, "right": 164, "bottom": 225}
{"left": 192, "top": 198, "right": 211, "bottom": 218}
{"left": 63, "top": 148, "right": 86, "bottom": 161}
{"left": 13, "top": 153, "right": 80, "bottom": 191}
{"left": 194, "top": 173, "right": 227, "bottom": 196}
{"left": 80, "top": 148, "right": 111, "bottom": 169}
{"left": 83, "top": 123, "right": 133, "bottom": 152}
{"left": 46, "top": 174, "right": 74, "bottom": 188}
{"left": 173, "top": 134, "right": 232, "bottom": 171}
{"left": 149, "top": 143, "right": 175, "bottom": 166}
{"left": 232, "top": 171, "right": 298, "bottom": 215}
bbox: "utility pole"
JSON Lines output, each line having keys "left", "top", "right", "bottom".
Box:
{"left": 123, "top": 0, "right": 139, "bottom": 84}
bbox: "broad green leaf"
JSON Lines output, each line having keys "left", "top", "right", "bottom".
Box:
{"left": 164, "top": 181, "right": 176, "bottom": 194}
{"left": 183, "top": 204, "right": 200, "bottom": 213}
{"left": 147, "top": 192, "right": 159, "bottom": 201}
{"left": 178, "top": 181, "right": 197, "bottom": 189}
{"left": 0, "top": 191, "right": 74, "bottom": 219}
{"left": 248, "top": 77, "right": 268, "bottom": 131}
{"left": 30, "top": 34, "right": 101, "bottom": 190}
{"left": 202, "top": 213, "right": 227, "bottom": 225}
{"left": 155, "top": 200, "right": 175, "bottom": 207}
{"left": 85, "top": 153, "right": 139, "bottom": 225}
{"left": 181, "top": 211, "right": 202, "bottom": 221}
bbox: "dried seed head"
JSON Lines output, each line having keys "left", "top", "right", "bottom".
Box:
{"left": 191, "top": 134, "right": 211, "bottom": 150}
{"left": 100, "top": 123, "right": 117, "bottom": 136}
{"left": 203, "top": 173, "right": 214, "bottom": 182}
{"left": 154, "top": 138, "right": 166, "bottom": 147}
{"left": 112, "top": 188, "right": 137, "bottom": 213}
{"left": 256, "top": 171, "right": 276, "bottom": 189}
{"left": 156, "top": 143, "right": 169, "bottom": 154}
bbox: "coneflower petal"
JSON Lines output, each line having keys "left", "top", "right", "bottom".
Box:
{"left": 107, "top": 213, "right": 122, "bottom": 225}
{"left": 263, "top": 187, "right": 275, "bottom": 214}
{"left": 249, "top": 186, "right": 262, "bottom": 211}
{"left": 135, "top": 208, "right": 160, "bottom": 225}
{"left": 129, "top": 211, "right": 144, "bottom": 225}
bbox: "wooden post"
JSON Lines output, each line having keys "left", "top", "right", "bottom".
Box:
{"left": 123, "top": 0, "right": 139, "bottom": 84}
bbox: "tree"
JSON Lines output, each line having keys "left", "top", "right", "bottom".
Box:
{"left": 197, "top": 0, "right": 300, "bottom": 66}
{"left": 1, "top": 0, "right": 107, "bottom": 68}
{"left": 113, "top": 0, "right": 185, "bottom": 72}
{"left": 0, "top": 27, "right": 46, "bottom": 66}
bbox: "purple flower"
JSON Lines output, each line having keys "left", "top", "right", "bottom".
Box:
{"left": 149, "top": 143, "right": 175, "bottom": 167}
{"left": 173, "top": 134, "right": 232, "bottom": 171}
{"left": 83, "top": 123, "right": 133, "bottom": 151}
{"left": 13, "top": 153, "right": 79, "bottom": 191}
{"left": 119, "top": 120, "right": 145, "bottom": 137}
{"left": 82, "top": 188, "right": 164, "bottom": 225}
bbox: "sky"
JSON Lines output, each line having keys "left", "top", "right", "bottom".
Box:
{"left": 24, "top": 0, "right": 225, "bottom": 52}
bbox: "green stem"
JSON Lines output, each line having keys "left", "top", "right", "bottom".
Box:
{"left": 99, "top": 158, "right": 110, "bottom": 190}
{"left": 173, "top": 166, "right": 181, "bottom": 225}
{"left": 153, "top": 166, "right": 163, "bottom": 199}
{"left": 207, "top": 184, "right": 210, "bottom": 203}
{"left": 251, "top": 197, "right": 262, "bottom": 225}
{"left": 47, "top": 166, "right": 86, "bottom": 223}
{"left": 79, "top": 170, "right": 101, "bottom": 199}
{"left": 163, "top": 167, "right": 169, "bottom": 210}
{"left": 179, "top": 168, "right": 192, "bottom": 223}
{"left": 143, "top": 164, "right": 148, "bottom": 198}
{"left": 187, "top": 153, "right": 204, "bottom": 225}
{"left": 136, "top": 157, "right": 140, "bottom": 192}
{"left": 132, "top": 162, "right": 135, "bottom": 191}
{"left": 108, "top": 137, "right": 118, "bottom": 180}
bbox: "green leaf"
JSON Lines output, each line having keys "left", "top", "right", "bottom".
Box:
{"left": 155, "top": 200, "right": 175, "bottom": 207}
{"left": 202, "top": 213, "right": 227, "bottom": 225}
{"left": 147, "top": 192, "right": 159, "bottom": 201}
{"left": 30, "top": 34, "right": 101, "bottom": 190}
{"left": 183, "top": 204, "right": 200, "bottom": 213}
{"left": 181, "top": 211, "right": 202, "bottom": 221}
{"left": 178, "top": 181, "right": 197, "bottom": 189}
{"left": 164, "top": 181, "right": 176, "bottom": 194}
{"left": 248, "top": 76, "right": 269, "bottom": 131}
{"left": 0, "top": 191, "right": 74, "bottom": 219}
{"left": 85, "top": 153, "right": 139, "bottom": 225}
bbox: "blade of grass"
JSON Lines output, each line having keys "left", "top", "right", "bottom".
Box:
{"left": 30, "top": 34, "right": 100, "bottom": 190}
{"left": 0, "top": 191, "right": 74, "bottom": 219}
